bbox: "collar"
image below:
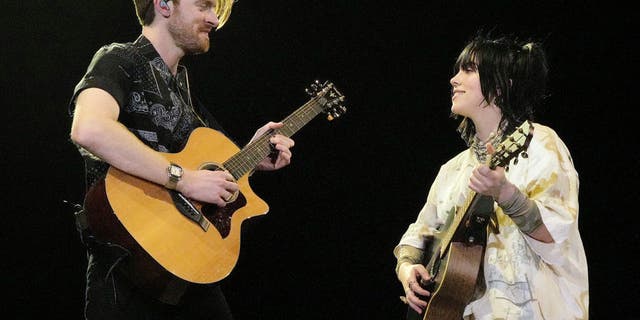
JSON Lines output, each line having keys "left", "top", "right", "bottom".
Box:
{"left": 133, "top": 35, "right": 188, "bottom": 87}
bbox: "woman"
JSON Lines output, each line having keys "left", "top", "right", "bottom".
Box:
{"left": 394, "top": 33, "right": 588, "bottom": 319}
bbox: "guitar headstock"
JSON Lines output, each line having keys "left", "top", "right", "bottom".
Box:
{"left": 305, "top": 80, "right": 347, "bottom": 121}
{"left": 489, "top": 121, "right": 534, "bottom": 171}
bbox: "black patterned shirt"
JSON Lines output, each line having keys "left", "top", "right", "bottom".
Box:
{"left": 70, "top": 35, "right": 223, "bottom": 189}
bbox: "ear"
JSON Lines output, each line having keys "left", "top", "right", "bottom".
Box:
{"left": 157, "top": 0, "right": 171, "bottom": 18}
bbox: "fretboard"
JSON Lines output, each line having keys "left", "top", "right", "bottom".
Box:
{"left": 223, "top": 95, "right": 327, "bottom": 179}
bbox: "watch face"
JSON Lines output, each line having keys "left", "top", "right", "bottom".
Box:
{"left": 170, "top": 165, "right": 183, "bottom": 177}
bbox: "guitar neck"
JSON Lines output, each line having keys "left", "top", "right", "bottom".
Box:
{"left": 436, "top": 120, "right": 535, "bottom": 256}
{"left": 223, "top": 95, "right": 326, "bottom": 179}
{"left": 438, "top": 191, "right": 479, "bottom": 257}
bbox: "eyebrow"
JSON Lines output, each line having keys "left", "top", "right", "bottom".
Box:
{"left": 197, "top": 0, "right": 216, "bottom": 6}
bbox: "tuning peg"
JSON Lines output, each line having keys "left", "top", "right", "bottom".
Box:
{"left": 521, "top": 151, "right": 528, "bottom": 159}
{"left": 306, "top": 86, "right": 316, "bottom": 95}
{"left": 330, "top": 106, "right": 347, "bottom": 120}
{"left": 306, "top": 80, "right": 330, "bottom": 96}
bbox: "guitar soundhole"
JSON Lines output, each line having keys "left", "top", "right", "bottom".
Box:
{"left": 200, "top": 163, "right": 220, "bottom": 171}
{"left": 201, "top": 192, "right": 247, "bottom": 238}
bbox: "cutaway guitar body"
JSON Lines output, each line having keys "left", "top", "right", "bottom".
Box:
{"left": 82, "top": 81, "right": 347, "bottom": 300}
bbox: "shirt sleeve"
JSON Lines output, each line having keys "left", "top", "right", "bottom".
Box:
{"left": 393, "top": 165, "right": 445, "bottom": 255}
{"left": 68, "top": 44, "right": 133, "bottom": 115}
{"left": 520, "top": 125, "right": 581, "bottom": 264}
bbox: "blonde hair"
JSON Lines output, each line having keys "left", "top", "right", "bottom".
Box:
{"left": 215, "top": 0, "right": 234, "bottom": 29}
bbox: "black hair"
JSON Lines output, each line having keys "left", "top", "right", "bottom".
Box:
{"left": 454, "top": 31, "right": 549, "bottom": 144}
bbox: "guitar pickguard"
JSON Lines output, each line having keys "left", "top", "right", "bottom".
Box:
{"left": 202, "top": 193, "right": 247, "bottom": 238}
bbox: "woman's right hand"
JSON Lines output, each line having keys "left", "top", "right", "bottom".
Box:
{"left": 398, "top": 262, "right": 432, "bottom": 314}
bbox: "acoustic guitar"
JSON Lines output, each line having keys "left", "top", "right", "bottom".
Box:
{"left": 83, "top": 80, "right": 346, "bottom": 297}
{"left": 406, "top": 120, "right": 534, "bottom": 320}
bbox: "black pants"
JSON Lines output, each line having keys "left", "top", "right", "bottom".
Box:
{"left": 83, "top": 244, "right": 233, "bottom": 320}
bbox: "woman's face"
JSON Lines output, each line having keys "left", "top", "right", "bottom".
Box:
{"left": 449, "top": 64, "right": 489, "bottom": 118}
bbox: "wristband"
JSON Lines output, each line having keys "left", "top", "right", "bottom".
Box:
{"left": 498, "top": 189, "right": 543, "bottom": 234}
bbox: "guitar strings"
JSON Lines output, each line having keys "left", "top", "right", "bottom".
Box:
{"left": 222, "top": 93, "right": 326, "bottom": 179}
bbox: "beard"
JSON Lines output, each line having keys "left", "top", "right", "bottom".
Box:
{"left": 168, "top": 13, "right": 210, "bottom": 54}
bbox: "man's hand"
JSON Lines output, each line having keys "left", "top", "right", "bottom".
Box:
{"left": 177, "top": 169, "right": 239, "bottom": 207}
{"left": 250, "top": 122, "right": 295, "bottom": 171}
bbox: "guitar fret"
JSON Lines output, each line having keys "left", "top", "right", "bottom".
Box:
{"left": 223, "top": 96, "right": 326, "bottom": 180}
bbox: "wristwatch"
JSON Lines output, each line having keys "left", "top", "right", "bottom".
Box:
{"left": 165, "top": 163, "right": 183, "bottom": 190}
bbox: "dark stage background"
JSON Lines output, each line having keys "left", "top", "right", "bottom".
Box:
{"left": 4, "top": 1, "right": 637, "bottom": 319}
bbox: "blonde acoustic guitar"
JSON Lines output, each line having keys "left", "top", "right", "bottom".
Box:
{"left": 83, "top": 81, "right": 346, "bottom": 298}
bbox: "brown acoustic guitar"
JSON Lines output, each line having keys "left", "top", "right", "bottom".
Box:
{"left": 83, "top": 80, "right": 346, "bottom": 298}
{"left": 406, "top": 120, "right": 534, "bottom": 320}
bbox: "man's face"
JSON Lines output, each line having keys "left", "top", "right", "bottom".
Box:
{"left": 168, "top": 0, "right": 219, "bottom": 54}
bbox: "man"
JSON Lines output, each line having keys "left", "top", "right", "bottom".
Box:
{"left": 69, "top": 0, "right": 294, "bottom": 318}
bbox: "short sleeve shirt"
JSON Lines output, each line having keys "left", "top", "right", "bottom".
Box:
{"left": 70, "top": 35, "right": 212, "bottom": 188}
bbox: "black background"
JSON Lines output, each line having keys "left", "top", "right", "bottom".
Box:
{"left": 4, "top": 1, "right": 637, "bottom": 319}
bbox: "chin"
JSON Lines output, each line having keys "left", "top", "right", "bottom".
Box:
{"left": 199, "top": 39, "right": 210, "bottom": 52}
{"left": 186, "top": 43, "right": 209, "bottom": 55}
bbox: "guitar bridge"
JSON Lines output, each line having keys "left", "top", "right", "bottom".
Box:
{"left": 169, "top": 190, "right": 210, "bottom": 231}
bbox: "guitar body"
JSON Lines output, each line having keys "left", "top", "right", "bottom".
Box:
{"left": 85, "top": 128, "right": 268, "bottom": 288}
{"left": 408, "top": 242, "right": 484, "bottom": 320}
{"left": 84, "top": 179, "right": 192, "bottom": 300}
{"left": 406, "top": 217, "right": 487, "bottom": 320}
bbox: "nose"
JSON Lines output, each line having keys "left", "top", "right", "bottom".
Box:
{"left": 205, "top": 8, "right": 220, "bottom": 29}
{"left": 450, "top": 70, "right": 461, "bottom": 88}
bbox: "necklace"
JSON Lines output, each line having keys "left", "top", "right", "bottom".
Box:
{"left": 471, "top": 125, "right": 506, "bottom": 163}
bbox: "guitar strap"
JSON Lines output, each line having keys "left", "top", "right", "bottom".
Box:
{"left": 192, "top": 96, "right": 240, "bottom": 147}
{"left": 463, "top": 195, "right": 496, "bottom": 302}
{"left": 473, "top": 195, "right": 500, "bottom": 235}
{"left": 463, "top": 195, "right": 498, "bottom": 246}
{"left": 63, "top": 199, "right": 96, "bottom": 248}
